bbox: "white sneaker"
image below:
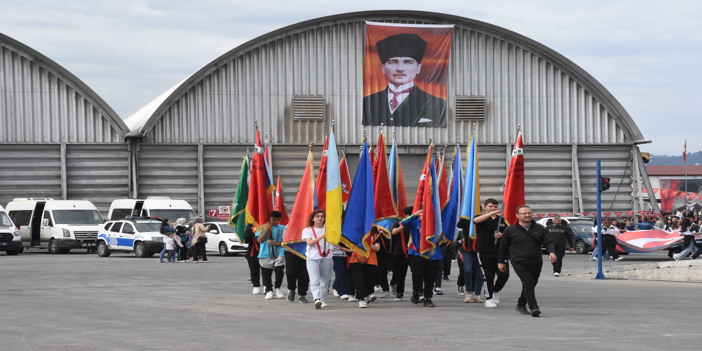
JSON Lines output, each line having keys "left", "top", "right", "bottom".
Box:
{"left": 493, "top": 293, "right": 500, "bottom": 304}
{"left": 314, "top": 299, "right": 323, "bottom": 309}
{"left": 252, "top": 287, "right": 261, "bottom": 295}
{"left": 321, "top": 301, "right": 329, "bottom": 308}
{"left": 333, "top": 289, "right": 339, "bottom": 297}
{"left": 472, "top": 294, "right": 484, "bottom": 303}
{"left": 485, "top": 299, "right": 498, "bottom": 308}
{"left": 339, "top": 294, "right": 350, "bottom": 300}
{"left": 463, "top": 294, "right": 476, "bottom": 303}
{"left": 358, "top": 300, "right": 368, "bottom": 308}
{"left": 368, "top": 294, "right": 378, "bottom": 303}
{"left": 348, "top": 296, "right": 358, "bottom": 302}
{"left": 274, "top": 288, "right": 285, "bottom": 299}
{"left": 614, "top": 257, "right": 624, "bottom": 262}
{"left": 374, "top": 285, "right": 382, "bottom": 293}
{"left": 264, "top": 291, "right": 273, "bottom": 300}
{"left": 381, "top": 290, "right": 391, "bottom": 298}
{"left": 553, "top": 272, "right": 560, "bottom": 277}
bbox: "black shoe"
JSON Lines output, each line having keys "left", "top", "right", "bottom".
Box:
{"left": 287, "top": 290, "right": 295, "bottom": 302}
{"left": 410, "top": 293, "right": 420, "bottom": 304}
{"left": 298, "top": 296, "right": 309, "bottom": 303}
{"left": 530, "top": 307, "right": 541, "bottom": 317}
{"left": 515, "top": 305, "right": 530, "bottom": 315}
{"left": 423, "top": 298, "right": 436, "bottom": 307}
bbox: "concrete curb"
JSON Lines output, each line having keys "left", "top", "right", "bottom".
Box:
{"left": 563, "top": 259, "right": 702, "bottom": 282}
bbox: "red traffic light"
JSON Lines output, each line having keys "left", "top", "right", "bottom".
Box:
{"left": 600, "top": 176, "right": 611, "bottom": 192}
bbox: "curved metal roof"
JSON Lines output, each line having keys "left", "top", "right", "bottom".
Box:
{"left": 0, "top": 33, "right": 130, "bottom": 141}
{"left": 125, "top": 10, "right": 645, "bottom": 144}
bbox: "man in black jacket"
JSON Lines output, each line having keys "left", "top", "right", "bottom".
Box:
{"left": 545, "top": 215, "right": 574, "bottom": 277}
{"left": 499, "top": 205, "right": 556, "bottom": 317}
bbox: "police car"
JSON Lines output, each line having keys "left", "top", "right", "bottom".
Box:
{"left": 96, "top": 218, "right": 165, "bottom": 258}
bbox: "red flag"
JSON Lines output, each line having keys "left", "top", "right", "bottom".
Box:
{"left": 275, "top": 175, "right": 289, "bottom": 225}
{"left": 373, "top": 133, "right": 398, "bottom": 220}
{"left": 502, "top": 131, "right": 525, "bottom": 225}
{"left": 246, "top": 130, "right": 275, "bottom": 227}
{"left": 339, "top": 154, "right": 352, "bottom": 204}
{"left": 315, "top": 135, "right": 329, "bottom": 210}
{"left": 683, "top": 140, "right": 687, "bottom": 163}
{"left": 437, "top": 153, "right": 448, "bottom": 209}
{"left": 282, "top": 149, "right": 316, "bottom": 258}
{"left": 413, "top": 144, "right": 435, "bottom": 212}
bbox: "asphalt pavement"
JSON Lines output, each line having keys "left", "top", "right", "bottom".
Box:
{"left": 0, "top": 249, "right": 698, "bottom": 350}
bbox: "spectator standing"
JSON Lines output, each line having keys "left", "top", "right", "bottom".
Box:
{"left": 191, "top": 217, "right": 209, "bottom": 263}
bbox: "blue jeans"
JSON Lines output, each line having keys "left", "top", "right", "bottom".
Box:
{"left": 159, "top": 245, "right": 167, "bottom": 260}
{"left": 462, "top": 252, "right": 484, "bottom": 294}
{"left": 332, "top": 256, "right": 350, "bottom": 296}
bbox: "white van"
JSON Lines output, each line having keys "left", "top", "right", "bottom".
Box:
{"left": 107, "top": 197, "right": 196, "bottom": 222}
{"left": 6, "top": 198, "right": 104, "bottom": 254}
{"left": 0, "top": 204, "right": 22, "bottom": 255}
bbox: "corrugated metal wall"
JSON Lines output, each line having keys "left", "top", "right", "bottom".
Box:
{"left": 0, "top": 40, "right": 126, "bottom": 144}
{"left": 66, "top": 144, "right": 130, "bottom": 212}
{"left": 136, "top": 145, "right": 199, "bottom": 212}
{"left": 140, "top": 17, "right": 631, "bottom": 147}
{"left": 0, "top": 144, "right": 61, "bottom": 206}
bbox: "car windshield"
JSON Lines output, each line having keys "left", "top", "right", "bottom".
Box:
{"left": 218, "top": 224, "right": 236, "bottom": 233}
{"left": 569, "top": 222, "right": 594, "bottom": 236}
{"left": 149, "top": 210, "right": 195, "bottom": 221}
{"left": 0, "top": 212, "right": 13, "bottom": 226}
{"left": 52, "top": 210, "right": 104, "bottom": 225}
{"left": 135, "top": 222, "right": 161, "bottom": 232}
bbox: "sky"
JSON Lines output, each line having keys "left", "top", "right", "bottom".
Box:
{"left": 1, "top": 0, "right": 700, "bottom": 156}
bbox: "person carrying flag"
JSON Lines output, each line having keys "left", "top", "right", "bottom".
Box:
{"left": 390, "top": 206, "right": 413, "bottom": 301}
{"left": 394, "top": 209, "right": 442, "bottom": 307}
{"left": 471, "top": 198, "right": 509, "bottom": 308}
{"left": 302, "top": 210, "right": 333, "bottom": 309}
{"left": 256, "top": 211, "right": 286, "bottom": 300}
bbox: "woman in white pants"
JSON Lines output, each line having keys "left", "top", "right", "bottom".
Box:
{"left": 302, "top": 210, "right": 333, "bottom": 309}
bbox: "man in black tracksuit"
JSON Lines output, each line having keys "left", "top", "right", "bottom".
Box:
{"left": 470, "top": 198, "right": 509, "bottom": 308}
{"left": 545, "top": 215, "right": 574, "bottom": 276}
{"left": 499, "top": 205, "right": 556, "bottom": 317}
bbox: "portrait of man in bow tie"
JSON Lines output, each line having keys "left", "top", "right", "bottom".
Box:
{"left": 362, "top": 29, "right": 450, "bottom": 128}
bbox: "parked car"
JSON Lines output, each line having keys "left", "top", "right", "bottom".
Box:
{"left": 0, "top": 205, "right": 22, "bottom": 255}
{"left": 203, "top": 222, "right": 248, "bottom": 256}
{"left": 96, "top": 218, "right": 164, "bottom": 258}
{"left": 537, "top": 217, "right": 595, "bottom": 254}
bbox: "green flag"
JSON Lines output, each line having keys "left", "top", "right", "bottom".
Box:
{"left": 229, "top": 157, "right": 249, "bottom": 242}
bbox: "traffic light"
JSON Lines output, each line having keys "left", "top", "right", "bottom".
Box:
{"left": 599, "top": 176, "right": 611, "bottom": 192}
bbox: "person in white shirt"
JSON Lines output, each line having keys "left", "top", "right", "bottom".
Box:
{"left": 302, "top": 210, "right": 333, "bottom": 309}
{"left": 163, "top": 232, "right": 176, "bottom": 263}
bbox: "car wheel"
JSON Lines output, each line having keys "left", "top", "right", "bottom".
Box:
{"left": 48, "top": 239, "right": 59, "bottom": 254}
{"left": 6, "top": 249, "right": 19, "bottom": 255}
{"left": 134, "top": 242, "right": 148, "bottom": 258}
{"left": 97, "top": 241, "right": 111, "bottom": 257}
{"left": 219, "top": 242, "right": 228, "bottom": 256}
{"left": 574, "top": 240, "right": 588, "bottom": 254}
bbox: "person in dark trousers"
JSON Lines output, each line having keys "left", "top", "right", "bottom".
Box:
{"left": 243, "top": 223, "right": 261, "bottom": 294}
{"left": 256, "top": 211, "right": 286, "bottom": 300}
{"left": 375, "top": 231, "right": 392, "bottom": 298}
{"left": 545, "top": 215, "right": 574, "bottom": 276}
{"left": 284, "top": 248, "right": 310, "bottom": 303}
{"left": 499, "top": 205, "right": 557, "bottom": 317}
{"left": 390, "top": 206, "right": 413, "bottom": 301}
{"left": 394, "top": 209, "right": 442, "bottom": 307}
{"left": 471, "top": 198, "right": 509, "bottom": 308}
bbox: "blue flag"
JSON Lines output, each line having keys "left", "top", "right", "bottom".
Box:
{"left": 341, "top": 140, "right": 375, "bottom": 255}
{"left": 459, "top": 135, "right": 480, "bottom": 239}
{"left": 441, "top": 145, "right": 461, "bottom": 242}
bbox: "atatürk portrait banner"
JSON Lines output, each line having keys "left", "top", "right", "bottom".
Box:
{"left": 363, "top": 22, "right": 453, "bottom": 128}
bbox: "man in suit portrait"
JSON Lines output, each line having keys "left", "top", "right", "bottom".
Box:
{"left": 362, "top": 33, "right": 447, "bottom": 127}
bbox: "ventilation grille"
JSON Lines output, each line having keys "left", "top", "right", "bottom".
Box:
{"left": 455, "top": 96, "right": 486, "bottom": 120}
{"left": 292, "top": 95, "right": 325, "bottom": 121}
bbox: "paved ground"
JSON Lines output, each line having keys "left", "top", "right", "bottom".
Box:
{"left": 0, "top": 249, "right": 698, "bottom": 350}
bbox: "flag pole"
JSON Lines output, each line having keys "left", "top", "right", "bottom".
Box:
{"left": 684, "top": 139, "right": 688, "bottom": 195}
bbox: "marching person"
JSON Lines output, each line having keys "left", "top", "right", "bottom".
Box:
{"left": 602, "top": 218, "right": 623, "bottom": 262}
{"left": 257, "top": 211, "right": 286, "bottom": 300}
{"left": 348, "top": 227, "right": 382, "bottom": 308}
{"left": 499, "top": 206, "right": 556, "bottom": 317}
{"left": 243, "top": 223, "right": 262, "bottom": 294}
{"left": 302, "top": 210, "right": 333, "bottom": 309}
{"left": 471, "top": 198, "right": 509, "bottom": 308}
{"left": 390, "top": 207, "right": 413, "bottom": 301}
{"left": 545, "top": 215, "right": 574, "bottom": 276}
{"left": 394, "top": 209, "right": 442, "bottom": 307}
